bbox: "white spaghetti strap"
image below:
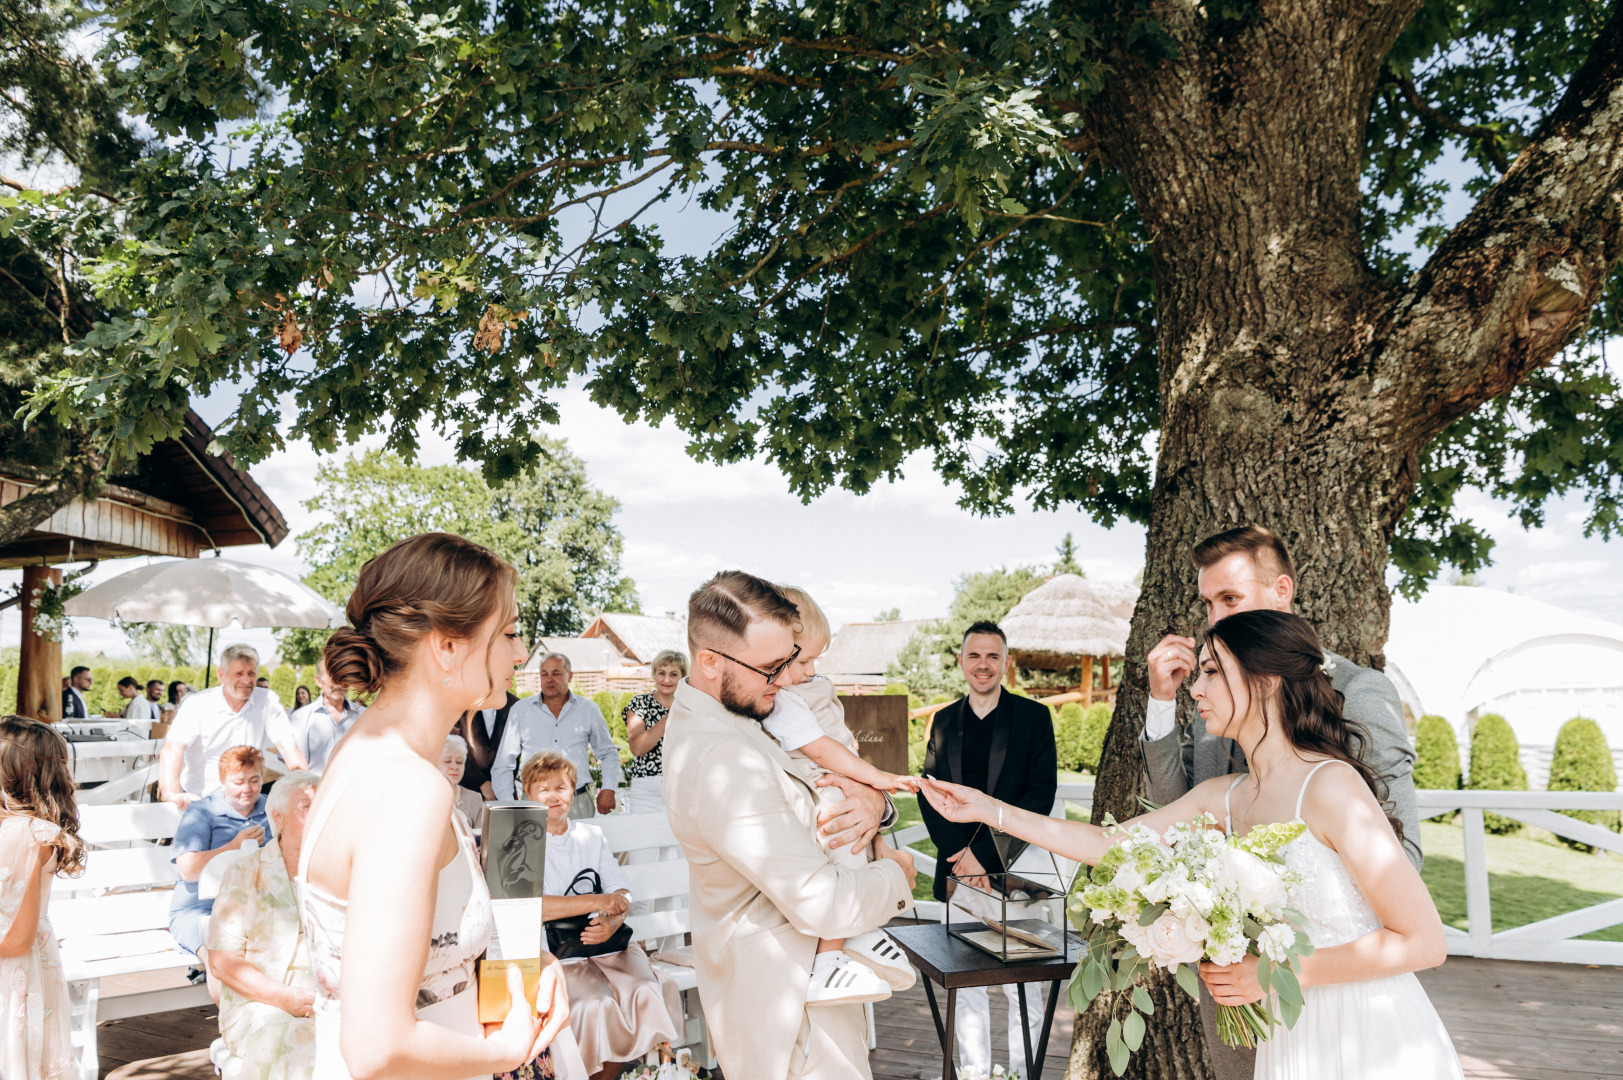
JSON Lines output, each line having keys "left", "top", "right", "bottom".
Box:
{"left": 1294, "top": 760, "right": 1340, "bottom": 820}
{"left": 1223, "top": 774, "right": 1246, "bottom": 834}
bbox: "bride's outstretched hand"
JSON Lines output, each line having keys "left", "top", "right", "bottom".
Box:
{"left": 918, "top": 776, "right": 992, "bottom": 824}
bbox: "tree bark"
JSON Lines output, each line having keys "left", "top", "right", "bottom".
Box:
{"left": 0, "top": 444, "right": 108, "bottom": 551}
{"left": 1069, "top": 2, "right": 1623, "bottom": 1078}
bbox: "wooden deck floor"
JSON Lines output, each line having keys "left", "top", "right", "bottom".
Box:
{"left": 95, "top": 956, "right": 1622, "bottom": 1079}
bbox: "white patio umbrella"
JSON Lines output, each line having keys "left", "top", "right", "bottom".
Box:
{"left": 64, "top": 558, "right": 344, "bottom": 686}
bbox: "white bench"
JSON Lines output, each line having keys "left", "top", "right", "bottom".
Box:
{"left": 57, "top": 802, "right": 211, "bottom": 1080}
{"left": 594, "top": 812, "right": 714, "bottom": 1069}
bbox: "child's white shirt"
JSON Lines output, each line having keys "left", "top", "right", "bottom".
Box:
{"left": 762, "top": 688, "right": 825, "bottom": 752}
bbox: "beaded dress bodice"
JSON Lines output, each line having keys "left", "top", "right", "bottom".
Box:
{"left": 1228, "top": 760, "right": 1384, "bottom": 950}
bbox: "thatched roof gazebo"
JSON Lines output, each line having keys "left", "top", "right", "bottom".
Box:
{"left": 1000, "top": 574, "right": 1138, "bottom": 702}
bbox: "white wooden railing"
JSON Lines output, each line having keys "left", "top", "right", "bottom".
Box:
{"left": 1417, "top": 789, "right": 1623, "bottom": 966}
{"left": 892, "top": 784, "right": 1623, "bottom": 964}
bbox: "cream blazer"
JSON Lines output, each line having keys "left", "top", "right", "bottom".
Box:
{"left": 664, "top": 680, "right": 912, "bottom": 1080}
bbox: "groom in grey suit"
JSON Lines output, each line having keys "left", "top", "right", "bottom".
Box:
{"left": 1141, "top": 524, "right": 1421, "bottom": 1080}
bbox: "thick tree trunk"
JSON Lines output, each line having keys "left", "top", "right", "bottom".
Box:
{"left": 1064, "top": 2, "right": 1623, "bottom": 1078}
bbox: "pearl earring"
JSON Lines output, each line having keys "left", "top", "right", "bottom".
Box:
{"left": 443, "top": 675, "right": 451, "bottom": 687}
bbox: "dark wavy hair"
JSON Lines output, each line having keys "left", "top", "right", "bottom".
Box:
{"left": 1204, "top": 609, "right": 1404, "bottom": 845}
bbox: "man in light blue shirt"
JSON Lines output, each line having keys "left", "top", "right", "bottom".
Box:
{"left": 287, "top": 659, "right": 365, "bottom": 774}
{"left": 491, "top": 652, "right": 621, "bottom": 814}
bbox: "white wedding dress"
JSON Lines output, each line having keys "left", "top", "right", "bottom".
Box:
{"left": 1235, "top": 761, "right": 1466, "bottom": 1080}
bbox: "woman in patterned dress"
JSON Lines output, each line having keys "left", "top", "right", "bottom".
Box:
{"left": 0, "top": 715, "right": 86, "bottom": 1080}
{"left": 205, "top": 770, "right": 321, "bottom": 1080}
{"left": 622, "top": 651, "right": 686, "bottom": 815}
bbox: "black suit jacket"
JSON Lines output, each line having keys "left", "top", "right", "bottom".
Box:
{"left": 918, "top": 688, "right": 1058, "bottom": 902}
{"left": 456, "top": 691, "right": 520, "bottom": 794}
{"left": 62, "top": 688, "right": 88, "bottom": 719}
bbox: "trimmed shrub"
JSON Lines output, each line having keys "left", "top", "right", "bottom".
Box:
{"left": 269, "top": 665, "right": 298, "bottom": 705}
{"left": 1053, "top": 704, "right": 1085, "bottom": 771}
{"left": 1547, "top": 717, "right": 1620, "bottom": 852}
{"left": 1079, "top": 703, "right": 1113, "bottom": 774}
{"left": 1467, "top": 713, "right": 1527, "bottom": 835}
{"left": 1414, "top": 714, "right": 1462, "bottom": 821}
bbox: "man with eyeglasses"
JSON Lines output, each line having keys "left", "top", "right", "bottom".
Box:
{"left": 664, "top": 570, "right": 915, "bottom": 1080}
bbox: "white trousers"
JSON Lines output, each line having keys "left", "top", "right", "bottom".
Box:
{"left": 941, "top": 899, "right": 1046, "bottom": 1078}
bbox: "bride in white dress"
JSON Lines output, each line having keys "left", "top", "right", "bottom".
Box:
{"left": 920, "top": 608, "right": 1465, "bottom": 1080}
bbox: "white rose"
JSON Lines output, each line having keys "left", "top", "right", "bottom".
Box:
{"left": 1258, "top": 923, "right": 1298, "bottom": 964}
{"left": 1221, "top": 847, "right": 1288, "bottom": 917}
{"left": 1146, "top": 913, "right": 1205, "bottom": 969}
{"left": 1140, "top": 873, "right": 1173, "bottom": 905}
{"left": 1182, "top": 910, "right": 1212, "bottom": 946}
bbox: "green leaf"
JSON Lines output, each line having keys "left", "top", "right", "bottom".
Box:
{"left": 1131, "top": 985, "right": 1154, "bottom": 1014}
{"left": 1000, "top": 197, "right": 1029, "bottom": 215}
{"left": 1175, "top": 963, "right": 1200, "bottom": 1001}
{"left": 1256, "top": 954, "right": 1272, "bottom": 995}
{"left": 1279, "top": 992, "right": 1303, "bottom": 1029}
{"left": 1124, "top": 1009, "right": 1146, "bottom": 1051}
{"left": 1273, "top": 965, "right": 1304, "bottom": 1007}
{"left": 1137, "top": 903, "right": 1167, "bottom": 927}
{"left": 1106, "top": 1018, "right": 1128, "bottom": 1076}
{"left": 1081, "top": 958, "right": 1105, "bottom": 1001}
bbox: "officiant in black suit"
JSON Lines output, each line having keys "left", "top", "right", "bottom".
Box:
{"left": 918, "top": 619, "right": 1058, "bottom": 1077}
{"left": 455, "top": 689, "right": 521, "bottom": 799}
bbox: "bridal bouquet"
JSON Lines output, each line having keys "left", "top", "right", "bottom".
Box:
{"left": 1066, "top": 814, "right": 1314, "bottom": 1075}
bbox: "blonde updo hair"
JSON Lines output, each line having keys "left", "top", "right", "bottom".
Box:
{"left": 323, "top": 532, "right": 519, "bottom": 697}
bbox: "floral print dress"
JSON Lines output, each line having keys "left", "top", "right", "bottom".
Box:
{"left": 205, "top": 844, "right": 317, "bottom": 1080}
{"left": 0, "top": 815, "right": 74, "bottom": 1080}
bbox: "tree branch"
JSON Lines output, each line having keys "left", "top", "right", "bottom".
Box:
{"left": 1386, "top": 72, "right": 1510, "bottom": 172}
{"left": 0, "top": 444, "right": 108, "bottom": 551}
{"left": 1380, "top": 3, "right": 1623, "bottom": 444}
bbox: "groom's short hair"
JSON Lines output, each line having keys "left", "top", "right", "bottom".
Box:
{"left": 1191, "top": 525, "right": 1296, "bottom": 583}
{"left": 688, "top": 570, "right": 799, "bottom": 653}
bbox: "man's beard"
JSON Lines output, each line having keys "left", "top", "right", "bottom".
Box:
{"left": 719, "top": 668, "right": 774, "bottom": 722}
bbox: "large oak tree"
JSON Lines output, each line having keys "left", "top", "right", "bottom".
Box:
{"left": 14, "top": 1, "right": 1623, "bottom": 1075}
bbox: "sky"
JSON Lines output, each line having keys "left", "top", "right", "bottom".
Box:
{"left": 5, "top": 96, "right": 1622, "bottom": 666}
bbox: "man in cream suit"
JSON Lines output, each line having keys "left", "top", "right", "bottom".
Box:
{"left": 665, "top": 571, "right": 916, "bottom": 1080}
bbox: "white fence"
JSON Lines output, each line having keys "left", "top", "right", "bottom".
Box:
{"left": 1418, "top": 789, "right": 1623, "bottom": 966}
{"left": 891, "top": 783, "right": 1623, "bottom": 965}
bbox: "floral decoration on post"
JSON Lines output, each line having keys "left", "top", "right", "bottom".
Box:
{"left": 29, "top": 576, "right": 84, "bottom": 643}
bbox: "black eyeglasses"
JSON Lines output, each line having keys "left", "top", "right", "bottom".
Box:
{"left": 708, "top": 644, "right": 801, "bottom": 684}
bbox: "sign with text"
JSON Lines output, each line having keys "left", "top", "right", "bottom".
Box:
{"left": 839, "top": 694, "right": 909, "bottom": 776}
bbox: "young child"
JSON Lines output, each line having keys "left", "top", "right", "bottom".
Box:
{"left": 768, "top": 586, "right": 920, "bottom": 1007}
{"left": 0, "top": 715, "right": 86, "bottom": 1080}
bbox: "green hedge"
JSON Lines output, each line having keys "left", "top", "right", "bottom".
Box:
{"left": 1079, "top": 703, "right": 1112, "bottom": 774}
{"left": 1468, "top": 713, "right": 1527, "bottom": 835}
{"left": 1414, "top": 714, "right": 1462, "bottom": 822}
{"left": 1547, "top": 717, "right": 1620, "bottom": 852}
{"left": 0, "top": 662, "right": 311, "bottom": 717}
{"left": 1053, "top": 704, "right": 1084, "bottom": 771}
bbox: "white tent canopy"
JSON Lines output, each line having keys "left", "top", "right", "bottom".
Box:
{"left": 1385, "top": 585, "right": 1623, "bottom": 749}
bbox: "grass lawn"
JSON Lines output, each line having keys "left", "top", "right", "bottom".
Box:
{"left": 889, "top": 795, "right": 1623, "bottom": 937}
{"left": 1417, "top": 820, "right": 1623, "bottom": 941}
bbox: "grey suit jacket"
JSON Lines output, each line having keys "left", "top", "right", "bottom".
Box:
{"left": 1141, "top": 650, "right": 1422, "bottom": 870}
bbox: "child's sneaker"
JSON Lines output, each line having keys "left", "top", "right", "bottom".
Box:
{"left": 846, "top": 930, "right": 916, "bottom": 990}
{"left": 806, "top": 951, "right": 892, "bottom": 1006}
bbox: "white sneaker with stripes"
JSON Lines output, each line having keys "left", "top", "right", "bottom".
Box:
{"left": 806, "top": 951, "right": 893, "bottom": 1006}
{"left": 846, "top": 929, "right": 916, "bottom": 990}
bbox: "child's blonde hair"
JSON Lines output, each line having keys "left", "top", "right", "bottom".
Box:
{"left": 778, "top": 585, "right": 831, "bottom": 653}
{"left": 520, "top": 749, "right": 578, "bottom": 796}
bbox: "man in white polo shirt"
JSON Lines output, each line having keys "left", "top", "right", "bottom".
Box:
{"left": 158, "top": 644, "right": 310, "bottom": 809}
{"left": 287, "top": 658, "right": 365, "bottom": 773}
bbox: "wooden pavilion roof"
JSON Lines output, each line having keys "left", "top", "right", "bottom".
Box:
{"left": 0, "top": 409, "right": 287, "bottom": 567}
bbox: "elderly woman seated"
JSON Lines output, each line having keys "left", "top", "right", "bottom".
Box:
{"left": 439, "top": 733, "right": 486, "bottom": 829}
{"left": 521, "top": 751, "right": 682, "bottom": 1080}
{"left": 169, "top": 745, "right": 270, "bottom": 968}
{"left": 204, "top": 770, "right": 320, "bottom": 1080}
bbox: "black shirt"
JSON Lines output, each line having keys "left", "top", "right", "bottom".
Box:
{"left": 960, "top": 697, "right": 1000, "bottom": 794}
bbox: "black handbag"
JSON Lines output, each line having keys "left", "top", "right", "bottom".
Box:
{"left": 547, "top": 868, "right": 634, "bottom": 959}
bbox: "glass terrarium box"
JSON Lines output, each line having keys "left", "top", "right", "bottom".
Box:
{"left": 946, "top": 868, "right": 1079, "bottom": 964}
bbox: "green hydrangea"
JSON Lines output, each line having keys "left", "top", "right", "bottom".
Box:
{"left": 1231, "top": 821, "right": 1307, "bottom": 859}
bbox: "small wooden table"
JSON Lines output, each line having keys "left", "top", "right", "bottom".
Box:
{"left": 885, "top": 922, "right": 1077, "bottom": 1080}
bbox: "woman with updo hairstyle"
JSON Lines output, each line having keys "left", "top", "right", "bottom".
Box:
{"left": 921, "top": 609, "right": 1464, "bottom": 1080}
{"left": 297, "top": 533, "right": 569, "bottom": 1080}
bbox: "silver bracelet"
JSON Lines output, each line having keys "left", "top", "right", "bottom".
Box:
{"left": 997, "top": 802, "right": 1004, "bottom": 831}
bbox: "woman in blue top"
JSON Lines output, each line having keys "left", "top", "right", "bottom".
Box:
{"left": 169, "top": 744, "right": 271, "bottom": 972}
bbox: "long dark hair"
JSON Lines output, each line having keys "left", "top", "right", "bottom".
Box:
{"left": 0, "top": 715, "right": 86, "bottom": 876}
{"left": 1204, "top": 609, "right": 1404, "bottom": 846}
